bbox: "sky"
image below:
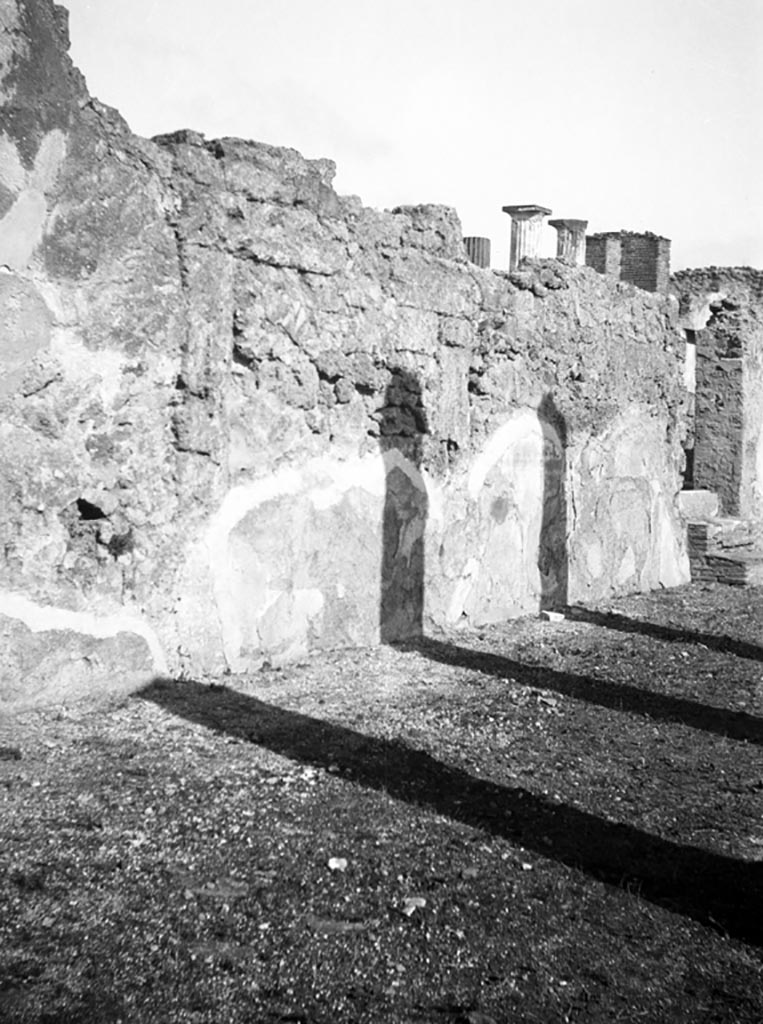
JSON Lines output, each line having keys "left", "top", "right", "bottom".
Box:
{"left": 63, "top": 0, "right": 763, "bottom": 270}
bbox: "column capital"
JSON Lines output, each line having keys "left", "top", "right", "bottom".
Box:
{"left": 548, "top": 218, "right": 588, "bottom": 231}
{"left": 502, "top": 204, "right": 552, "bottom": 220}
{"left": 502, "top": 206, "right": 551, "bottom": 270}
{"left": 549, "top": 218, "right": 588, "bottom": 265}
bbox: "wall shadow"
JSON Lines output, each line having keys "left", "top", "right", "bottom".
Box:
{"left": 412, "top": 636, "right": 763, "bottom": 746}
{"left": 538, "top": 393, "right": 568, "bottom": 611}
{"left": 378, "top": 367, "right": 428, "bottom": 643}
{"left": 139, "top": 677, "right": 763, "bottom": 946}
{"left": 567, "top": 606, "right": 763, "bottom": 664}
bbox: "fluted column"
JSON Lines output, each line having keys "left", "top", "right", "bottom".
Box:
{"left": 548, "top": 218, "right": 588, "bottom": 265}
{"left": 463, "top": 236, "right": 491, "bottom": 268}
{"left": 501, "top": 204, "right": 552, "bottom": 270}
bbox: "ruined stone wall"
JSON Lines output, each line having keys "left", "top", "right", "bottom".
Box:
{"left": 672, "top": 268, "right": 763, "bottom": 517}
{"left": 693, "top": 346, "right": 744, "bottom": 513}
{"left": 0, "top": 0, "right": 690, "bottom": 706}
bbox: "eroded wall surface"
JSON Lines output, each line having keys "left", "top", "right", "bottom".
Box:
{"left": 0, "top": 0, "right": 689, "bottom": 705}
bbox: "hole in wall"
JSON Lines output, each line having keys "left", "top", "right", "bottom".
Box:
{"left": 75, "top": 498, "right": 106, "bottom": 521}
{"left": 232, "top": 344, "right": 255, "bottom": 369}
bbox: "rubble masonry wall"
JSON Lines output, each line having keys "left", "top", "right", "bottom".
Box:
{"left": 673, "top": 268, "right": 763, "bottom": 517}
{"left": 0, "top": 0, "right": 689, "bottom": 706}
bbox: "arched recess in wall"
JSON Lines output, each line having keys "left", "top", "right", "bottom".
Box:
{"left": 210, "top": 455, "right": 392, "bottom": 671}
{"left": 442, "top": 406, "right": 564, "bottom": 624}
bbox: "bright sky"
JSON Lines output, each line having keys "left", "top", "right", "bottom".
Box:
{"left": 63, "top": 0, "right": 763, "bottom": 270}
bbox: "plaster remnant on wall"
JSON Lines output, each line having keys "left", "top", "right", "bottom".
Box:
{"left": 0, "top": 133, "right": 26, "bottom": 192}
{"left": 48, "top": 329, "right": 129, "bottom": 407}
{"left": 567, "top": 410, "right": 689, "bottom": 600}
{"left": 467, "top": 411, "right": 544, "bottom": 500}
{"left": 206, "top": 451, "right": 433, "bottom": 669}
{"left": 29, "top": 128, "right": 67, "bottom": 192}
{"left": 0, "top": 590, "right": 167, "bottom": 668}
{"left": 0, "top": 190, "right": 47, "bottom": 269}
{"left": 0, "top": 130, "right": 66, "bottom": 269}
{"left": 0, "top": 589, "right": 167, "bottom": 707}
{"left": 0, "top": 271, "right": 52, "bottom": 395}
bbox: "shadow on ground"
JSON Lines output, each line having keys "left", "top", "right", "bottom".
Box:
{"left": 139, "top": 643, "right": 763, "bottom": 947}
{"left": 416, "top": 636, "right": 763, "bottom": 746}
{"left": 568, "top": 605, "right": 763, "bottom": 663}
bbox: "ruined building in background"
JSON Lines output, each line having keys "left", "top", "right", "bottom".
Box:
{"left": 671, "top": 268, "right": 763, "bottom": 584}
{"left": 586, "top": 231, "right": 672, "bottom": 294}
{"left": 0, "top": 0, "right": 693, "bottom": 707}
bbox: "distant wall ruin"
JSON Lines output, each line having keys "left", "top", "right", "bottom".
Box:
{"left": 587, "top": 232, "right": 671, "bottom": 294}
{"left": 672, "top": 268, "right": 763, "bottom": 517}
{"left": 0, "top": 0, "right": 690, "bottom": 707}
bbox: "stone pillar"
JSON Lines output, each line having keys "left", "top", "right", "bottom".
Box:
{"left": 463, "top": 236, "right": 491, "bottom": 268}
{"left": 548, "top": 219, "right": 588, "bottom": 265}
{"left": 501, "top": 205, "right": 552, "bottom": 270}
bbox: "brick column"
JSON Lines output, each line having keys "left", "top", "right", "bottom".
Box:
{"left": 548, "top": 218, "right": 588, "bottom": 265}
{"left": 619, "top": 233, "right": 671, "bottom": 293}
{"left": 585, "top": 232, "right": 622, "bottom": 278}
{"left": 501, "top": 205, "right": 552, "bottom": 270}
{"left": 463, "top": 236, "right": 491, "bottom": 268}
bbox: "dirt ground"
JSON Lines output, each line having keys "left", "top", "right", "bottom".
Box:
{"left": 1, "top": 582, "right": 762, "bottom": 1023}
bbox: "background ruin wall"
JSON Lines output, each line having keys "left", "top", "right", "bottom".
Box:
{"left": 0, "top": 0, "right": 690, "bottom": 707}
{"left": 673, "top": 268, "right": 763, "bottom": 517}
{"left": 586, "top": 232, "right": 671, "bottom": 294}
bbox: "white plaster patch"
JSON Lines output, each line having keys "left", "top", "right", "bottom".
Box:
{"left": 256, "top": 587, "right": 325, "bottom": 654}
{"left": 452, "top": 410, "right": 552, "bottom": 621}
{"left": 651, "top": 489, "right": 690, "bottom": 588}
{"left": 0, "top": 133, "right": 25, "bottom": 192}
{"left": 31, "top": 129, "right": 67, "bottom": 193}
{"left": 0, "top": 590, "right": 167, "bottom": 673}
{"left": 754, "top": 426, "right": 763, "bottom": 517}
{"left": 446, "top": 557, "right": 480, "bottom": 623}
{"left": 0, "top": 190, "right": 47, "bottom": 269}
{"left": 585, "top": 540, "right": 604, "bottom": 580}
{"left": 309, "top": 454, "right": 386, "bottom": 509}
{"left": 468, "top": 410, "right": 542, "bottom": 500}
{"left": 49, "top": 328, "right": 126, "bottom": 407}
{"left": 0, "top": 129, "right": 67, "bottom": 270}
{"left": 617, "top": 546, "right": 637, "bottom": 584}
{"left": 208, "top": 450, "right": 437, "bottom": 668}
